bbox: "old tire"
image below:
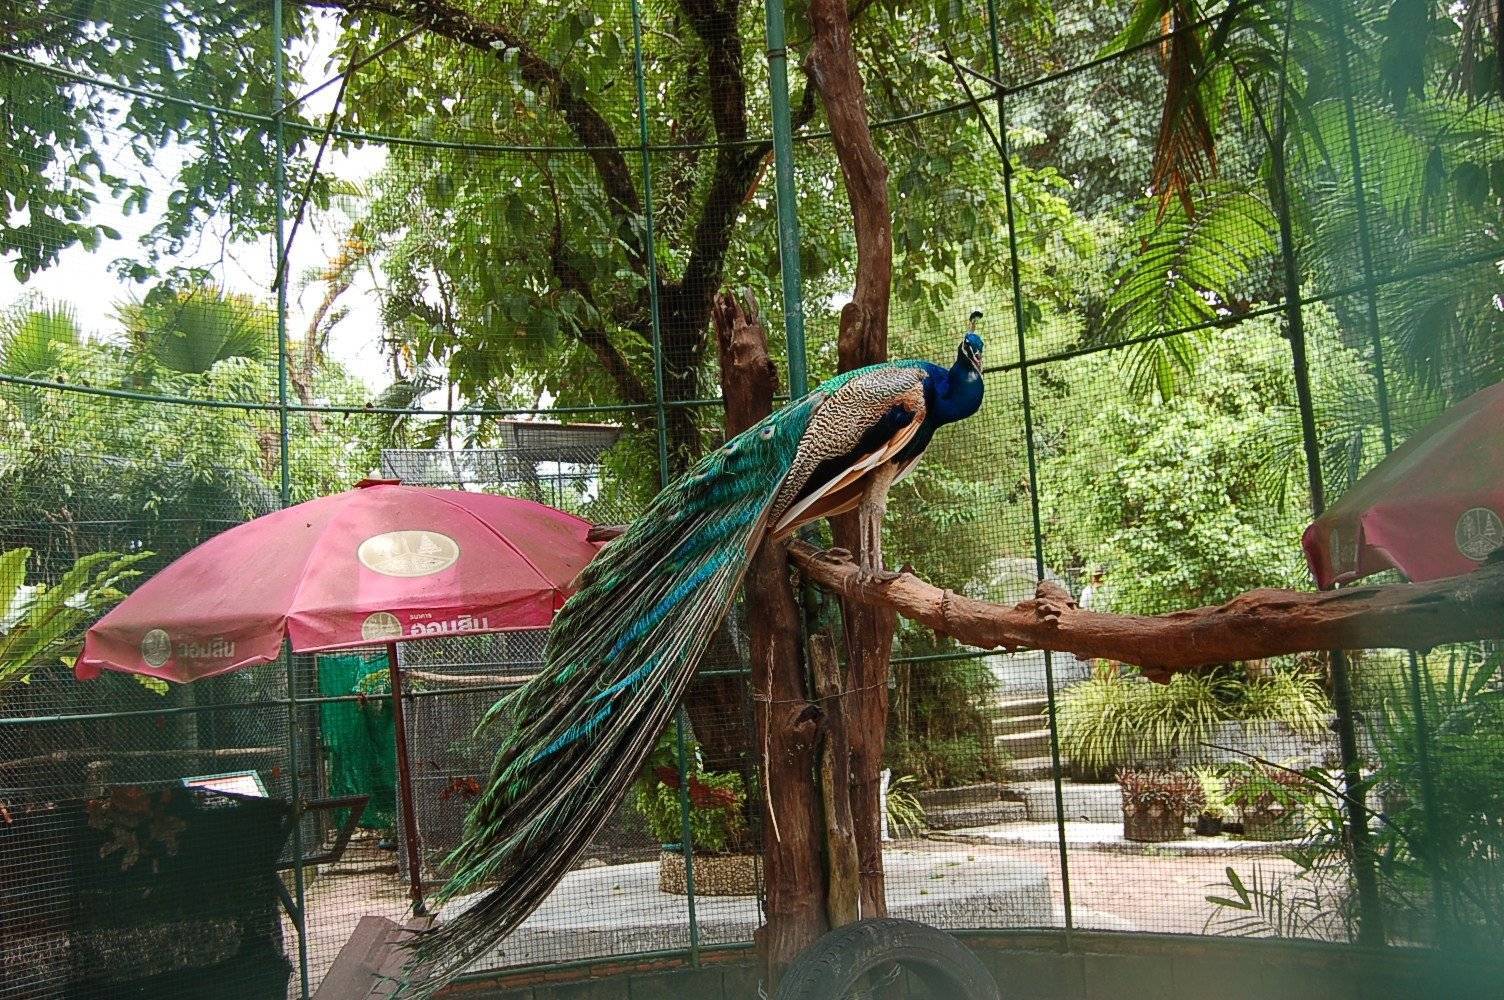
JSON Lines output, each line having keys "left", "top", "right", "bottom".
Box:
{"left": 775, "top": 918, "right": 999, "bottom": 1000}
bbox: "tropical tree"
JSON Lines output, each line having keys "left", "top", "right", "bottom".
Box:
{"left": 1098, "top": 0, "right": 1504, "bottom": 408}
{"left": 0, "top": 547, "right": 150, "bottom": 693}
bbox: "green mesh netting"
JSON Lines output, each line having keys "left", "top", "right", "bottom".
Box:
{"left": 316, "top": 653, "right": 395, "bottom": 831}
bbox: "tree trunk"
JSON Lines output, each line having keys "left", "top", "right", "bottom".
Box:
{"left": 806, "top": 0, "right": 896, "bottom": 920}
{"left": 712, "top": 291, "right": 828, "bottom": 988}
{"left": 811, "top": 632, "right": 860, "bottom": 928}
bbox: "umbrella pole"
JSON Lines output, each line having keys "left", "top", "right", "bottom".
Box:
{"left": 387, "top": 641, "right": 427, "bottom": 915}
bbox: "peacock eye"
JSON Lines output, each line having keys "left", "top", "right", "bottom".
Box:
{"left": 759, "top": 426, "right": 775, "bottom": 440}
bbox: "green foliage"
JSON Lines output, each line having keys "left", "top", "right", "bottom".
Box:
{"left": 1238, "top": 666, "right": 1330, "bottom": 735}
{"left": 1102, "top": 183, "right": 1279, "bottom": 400}
{"left": 1041, "top": 320, "right": 1311, "bottom": 616}
{"left": 0, "top": 547, "right": 151, "bottom": 692}
{"left": 1366, "top": 647, "right": 1504, "bottom": 947}
{"left": 0, "top": 299, "right": 81, "bottom": 377}
{"left": 1058, "top": 667, "right": 1237, "bottom": 775}
{"left": 117, "top": 286, "right": 273, "bottom": 379}
{"left": 0, "top": 287, "right": 392, "bottom": 578}
{"left": 888, "top": 656, "right": 1000, "bottom": 788}
{"left": 1058, "top": 663, "right": 1332, "bottom": 775}
{"left": 1223, "top": 762, "right": 1314, "bottom": 812}
{"left": 630, "top": 769, "right": 749, "bottom": 855}
{"left": 884, "top": 773, "right": 927, "bottom": 839}
{"left": 1195, "top": 767, "right": 1230, "bottom": 820}
{"left": 3, "top": 2, "right": 315, "bottom": 279}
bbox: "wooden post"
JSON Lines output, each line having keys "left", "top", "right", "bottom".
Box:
{"left": 713, "top": 291, "right": 828, "bottom": 988}
{"left": 810, "top": 632, "right": 860, "bottom": 927}
{"left": 807, "top": 0, "right": 897, "bottom": 919}
{"left": 386, "top": 641, "right": 427, "bottom": 915}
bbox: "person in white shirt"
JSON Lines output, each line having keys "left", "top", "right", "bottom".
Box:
{"left": 1076, "top": 566, "right": 1104, "bottom": 661}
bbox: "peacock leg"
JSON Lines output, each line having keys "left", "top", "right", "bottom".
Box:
{"left": 856, "top": 461, "right": 901, "bottom": 582}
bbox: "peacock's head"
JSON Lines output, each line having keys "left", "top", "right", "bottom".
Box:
{"left": 959, "top": 331, "right": 984, "bottom": 375}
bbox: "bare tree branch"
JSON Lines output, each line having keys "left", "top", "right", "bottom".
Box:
{"left": 787, "top": 542, "right": 1504, "bottom": 682}
{"left": 305, "top": 0, "right": 642, "bottom": 227}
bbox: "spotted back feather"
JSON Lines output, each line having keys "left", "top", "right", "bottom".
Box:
{"left": 399, "top": 360, "right": 936, "bottom": 995}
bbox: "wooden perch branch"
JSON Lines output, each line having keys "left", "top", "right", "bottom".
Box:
{"left": 787, "top": 542, "right": 1504, "bottom": 680}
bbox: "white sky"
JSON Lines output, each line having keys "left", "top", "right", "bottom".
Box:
{"left": 2, "top": 26, "right": 394, "bottom": 392}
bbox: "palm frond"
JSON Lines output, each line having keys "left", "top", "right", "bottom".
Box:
{"left": 1102, "top": 182, "right": 1278, "bottom": 400}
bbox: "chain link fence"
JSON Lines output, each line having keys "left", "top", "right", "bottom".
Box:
{"left": 2, "top": 0, "right": 1501, "bottom": 997}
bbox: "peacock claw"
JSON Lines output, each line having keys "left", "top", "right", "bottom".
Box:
{"left": 855, "top": 567, "right": 901, "bottom": 586}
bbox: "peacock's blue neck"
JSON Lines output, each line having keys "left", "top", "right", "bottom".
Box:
{"left": 891, "top": 355, "right": 984, "bottom": 466}
{"left": 930, "top": 354, "right": 984, "bottom": 426}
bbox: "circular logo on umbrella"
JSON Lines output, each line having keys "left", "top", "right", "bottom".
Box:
{"left": 141, "top": 628, "right": 171, "bottom": 667}
{"left": 357, "top": 530, "right": 461, "bottom": 578}
{"left": 361, "top": 612, "right": 403, "bottom": 642}
{"left": 1455, "top": 507, "right": 1504, "bottom": 562}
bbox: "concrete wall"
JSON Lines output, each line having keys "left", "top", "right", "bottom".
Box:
{"left": 455, "top": 931, "right": 1501, "bottom": 1000}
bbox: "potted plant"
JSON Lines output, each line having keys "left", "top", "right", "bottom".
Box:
{"left": 632, "top": 764, "right": 757, "bottom": 895}
{"left": 1117, "top": 769, "right": 1204, "bottom": 843}
{"left": 1225, "top": 763, "right": 1310, "bottom": 841}
{"left": 1194, "top": 767, "right": 1228, "bottom": 835}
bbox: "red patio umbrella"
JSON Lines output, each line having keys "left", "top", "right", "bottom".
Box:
{"left": 78, "top": 479, "right": 602, "bottom": 911}
{"left": 1302, "top": 381, "right": 1504, "bottom": 589}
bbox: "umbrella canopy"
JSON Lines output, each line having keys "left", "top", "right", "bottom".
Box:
{"left": 1302, "top": 381, "right": 1504, "bottom": 589}
{"left": 79, "top": 480, "right": 600, "bottom": 683}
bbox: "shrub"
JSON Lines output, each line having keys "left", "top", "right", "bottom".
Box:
{"left": 885, "top": 773, "right": 927, "bottom": 838}
{"left": 630, "top": 767, "right": 749, "bottom": 854}
{"left": 1057, "top": 665, "right": 1237, "bottom": 774}
{"left": 1238, "top": 666, "right": 1330, "bottom": 735}
{"left": 1223, "top": 763, "right": 1312, "bottom": 814}
{"left": 1058, "top": 664, "right": 1333, "bottom": 776}
{"left": 1195, "top": 767, "right": 1229, "bottom": 820}
{"left": 1117, "top": 769, "right": 1206, "bottom": 817}
{"left": 888, "top": 656, "right": 1000, "bottom": 788}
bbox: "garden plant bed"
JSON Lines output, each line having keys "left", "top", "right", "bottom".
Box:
{"left": 658, "top": 848, "right": 761, "bottom": 896}
{"left": 935, "top": 821, "right": 1303, "bottom": 857}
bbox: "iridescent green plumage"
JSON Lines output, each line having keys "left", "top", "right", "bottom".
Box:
{"left": 401, "top": 346, "right": 983, "bottom": 995}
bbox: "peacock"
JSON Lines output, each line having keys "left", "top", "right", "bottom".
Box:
{"left": 403, "top": 318, "right": 985, "bottom": 994}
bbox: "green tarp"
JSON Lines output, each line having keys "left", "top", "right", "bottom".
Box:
{"left": 317, "top": 652, "right": 395, "bottom": 830}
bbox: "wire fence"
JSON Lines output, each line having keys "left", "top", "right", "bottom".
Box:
{"left": 2, "top": 0, "right": 1501, "bottom": 997}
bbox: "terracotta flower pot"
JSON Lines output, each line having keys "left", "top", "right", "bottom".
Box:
{"left": 1121, "top": 802, "right": 1185, "bottom": 843}
{"left": 1239, "top": 804, "right": 1303, "bottom": 841}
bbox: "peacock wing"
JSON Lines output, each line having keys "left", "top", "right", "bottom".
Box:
{"left": 769, "top": 363, "right": 929, "bottom": 537}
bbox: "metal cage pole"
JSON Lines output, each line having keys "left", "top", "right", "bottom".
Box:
{"left": 1329, "top": 4, "right": 1402, "bottom": 947}
{"left": 764, "top": 0, "right": 809, "bottom": 399}
{"left": 983, "top": 0, "right": 1074, "bottom": 938}
{"left": 271, "top": 1, "right": 312, "bottom": 994}
{"left": 629, "top": 0, "right": 700, "bottom": 964}
{"left": 1329, "top": 2, "right": 1446, "bottom": 943}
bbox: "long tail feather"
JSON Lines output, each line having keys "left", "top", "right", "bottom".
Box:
{"left": 398, "top": 393, "right": 825, "bottom": 995}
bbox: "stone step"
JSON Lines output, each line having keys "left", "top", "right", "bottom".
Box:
{"left": 988, "top": 713, "right": 1047, "bottom": 737}
{"left": 914, "top": 782, "right": 1010, "bottom": 810}
{"left": 923, "top": 800, "right": 1028, "bottom": 830}
{"left": 1000, "top": 755, "right": 1059, "bottom": 782}
{"left": 1013, "top": 779, "right": 1122, "bottom": 824}
{"left": 994, "top": 727, "right": 1052, "bottom": 758}
{"left": 990, "top": 696, "right": 1048, "bottom": 720}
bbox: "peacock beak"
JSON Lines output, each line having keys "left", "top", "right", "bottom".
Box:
{"left": 968, "top": 349, "right": 983, "bottom": 374}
